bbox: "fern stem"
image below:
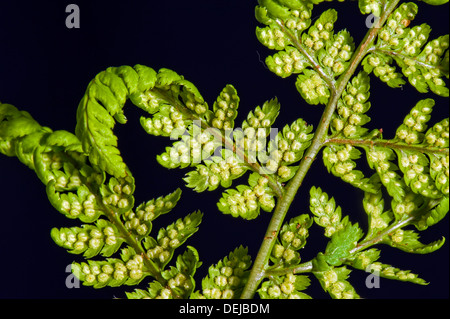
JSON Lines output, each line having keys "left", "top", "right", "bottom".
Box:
{"left": 265, "top": 261, "right": 313, "bottom": 277}
{"left": 325, "top": 137, "right": 449, "bottom": 155}
{"left": 90, "top": 179, "right": 166, "bottom": 284}
{"left": 349, "top": 216, "right": 413, "bottom": 255}
{"left": 374, "top": 48, "right": 447, "bottom": 72}
{"left": 240, "top": 0, "right": 400, "bottom": 299}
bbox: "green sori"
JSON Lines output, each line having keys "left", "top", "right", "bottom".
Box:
{"left": 0, "top": 0, "right": 448, "bottom": 299}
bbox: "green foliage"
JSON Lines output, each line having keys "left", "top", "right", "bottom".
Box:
{"left": 309, "top": 186, "right": 348, "bottom": 237}
{"left": 0, "top": 0, "right": 448, "bottom": 299}
{"left": 51, "top": 219, "right": 124, "bottom": 258}
{"left": 0, "top": 67, "right": 210, "bottom": 297}
{"left": 347, "top": 248, "right": 427, "bottom": 285}
{"left": 270, "top": 214, "right": 313, "bottom": 266}
{"left": 194, "top": 246, "right": 252, "bottom": 299}
{"left": 256, "top": 1, "right": 355, "bottom": 105}
{"left": 363, "top": 2, "right": 449, "bottom": 96}
{"left": 217, "top": 172, "right": 276, "bottom": 220}
{"left": 330, "top": 71, "right": 372, "bottom": 138}
{"left": 126, "top": 246, "right": 202, "bottom": 299}
{"left": 324, "top": 223, "right": 364, "bottom": 266}
{"left": 258, "top": 273, "right": 311, "bottom": 299}
{"left": 313, "top": 259, "right": 360, "bottom": 299}
{"left": 143, "top": 211, "right": 203, "bottom": 269}
{"left": 257, "top": 213, "right": 313, "bottom": 299}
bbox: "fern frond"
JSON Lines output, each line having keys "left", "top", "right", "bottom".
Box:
{"left": 143, "top": 211, "right": 203, "bottom": 269}
{"left": 312, "top": 260, "right": 360, "bottom": 299}
{"left": 51, "top": 219, "right": 124, "bottom": 258}
{"left": 258, "top": 274, "right": 311, "bottom": 299}
{"left": 309, "top": 186, "right": 348, "bottom": 237}
{"left": 269, "top": 214, "right": 313, "bottom": 267}
{"left": 346, "top": 249, "right": 428, "bottom": 285}
{"left": 127, "top": 246, "right": 201, "bottom": 299}
{"left": 196, "top": 245, "right": 252, "bottom": 299}
{"left": 1, "top": 67, "right": 206, "bottom": 298}
{"left": 363, "top": 2, "right": 449, "bottom": 96}
{"left": 209, "top": 84, "right": 240, "bottom": 131}
{"left": 217, "top": 173, "right": 276, "bottom": 220}
{"left": 71, "top": 247, "right": 149, "bottom": 288}
{"left": 256, "top": 1, "right": 358, "bottom": 105}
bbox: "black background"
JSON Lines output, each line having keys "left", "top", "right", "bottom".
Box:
{"left": 0, "top": 0, "right": 448, "bottom": 299}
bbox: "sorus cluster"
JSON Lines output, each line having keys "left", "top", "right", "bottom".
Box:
{"left": 398, "top": 151, "right": 441, "bottom": 198}
{"left": 366, "top": 147, "right": 405, "bottom": 201}
{"left": 140, "top": 105, "right": 187, "bottom": 137}
{"left": 266, "top": 46, "right": 309, "bottom": 78}
{"left": 396, "top": 99, "right": 433, "bottom": 144}
{"left": 123, "top": 197, "right": 175, "bottom": 237}
{"left": 101, "top": 175, "right": 134, "bottom": 213}
{"left": 302, "top": 11, "right": 336, "bottom": 53}
{"left": 309, "top": 186, "right": 345, "bottom": 237}
{"left": 398, "top": 24, "right": 448, "bottom": 94}
{"left": 363, "top": 192, "right": 389, "bottom": 232}
{"left": 38, "top": 151, "right": 81, "bottom": 187}
{"left": 218, "top": 174, "right": 275, "bottom": 220}
{"left": 145, "top": 212, "right": 201, "bottom": 267}
{"left": 211, "top": 84, "right": 239, "bottom": 131}
{"left": 185, "top": 154, "right": 245, "bottom": 192}
{"left": 74, "top": 253, "right": 145, "bottom": 288}
{"left": 128, "top": 189, "right": 181, "bottom": 236}
{"left": 231, "top": 99, "right": 280, "bottom": 165}
{"left": 365, "top": 54, "right": 403, "bottom": 86}
{"left": 142, "top": 77, "right": 208, "bottom": 117}
{"left": 430, "top": 154, "right": 449, "bottom": 195}
{"left": 272, "top": 214, "right": 312, "bottom": 266}
{"left": 319, "top": 31, "right": 354, "bottom": 76}
{"left": 284, "top": 8, "right": 311, "bottom": 33}
{"left": 158, "top": 126, "right": 216, "bottom": 169}
{"left": 332, "top": 71, "right": 371, "bottom": 137}
{"left": 296, "top": 70, "right": 330, "bottom": 104}
{"left": 241, "top": 99, "right": 280, "bottom": 137}
{"left": 425, "top": 118, "right": 449, "bottom": 148}
{"left": 256, "top": 24, "right": 291, "bottom": 50}
{"left": 38, "top": 146, "right": 104, "bottom": 222}
{"left": 264, "top": 118, "right": 313, "bottom": 179}
{"left": 366, "top": 262, "right": 423, "bottom": 284}
{"left": 52, "top": 220, "right": 120, "bottom": 258}
{"left": 152, "top": 272, "right": 193, "bottom": 299}
{"left": 359, "top": 0, "right": 383, "bottom": 16}
{"left": 392, "top": 192, "right": 421, "bottom": 218}
{"left": 400, "top": 24, "right": 430, "bottom": 57}
{"left": 279, "top": 214, "right": 312, "bottom": 250}
{"left": 409, "top": 35, "right": 450, "bottom": 96}
{"left": 323, "top": 144, "right": 374, "bottom": 193}
{"left": 53, "top": 184, "right": 101, "bottom": 222}
{"left": 201, "top": 246, "right": 251, "bottom": 299}
{"left": 379, "top": 3, "right": 418, "bottom": 49}
{"left": 258, "top": 274, "right": 310, "bottom": 299}
{"left": 320, "top": 268, "right": 358, "bottom": 299}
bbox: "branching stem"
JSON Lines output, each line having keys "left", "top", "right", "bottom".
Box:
{"left": 325, "top": 137, "right": 449, "bottom": 156}
{"left": 240, "top": 0, "right": 401, "bottom": 299}
{"left": 374, "top": 48, "right": 446, "bottom": 71}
